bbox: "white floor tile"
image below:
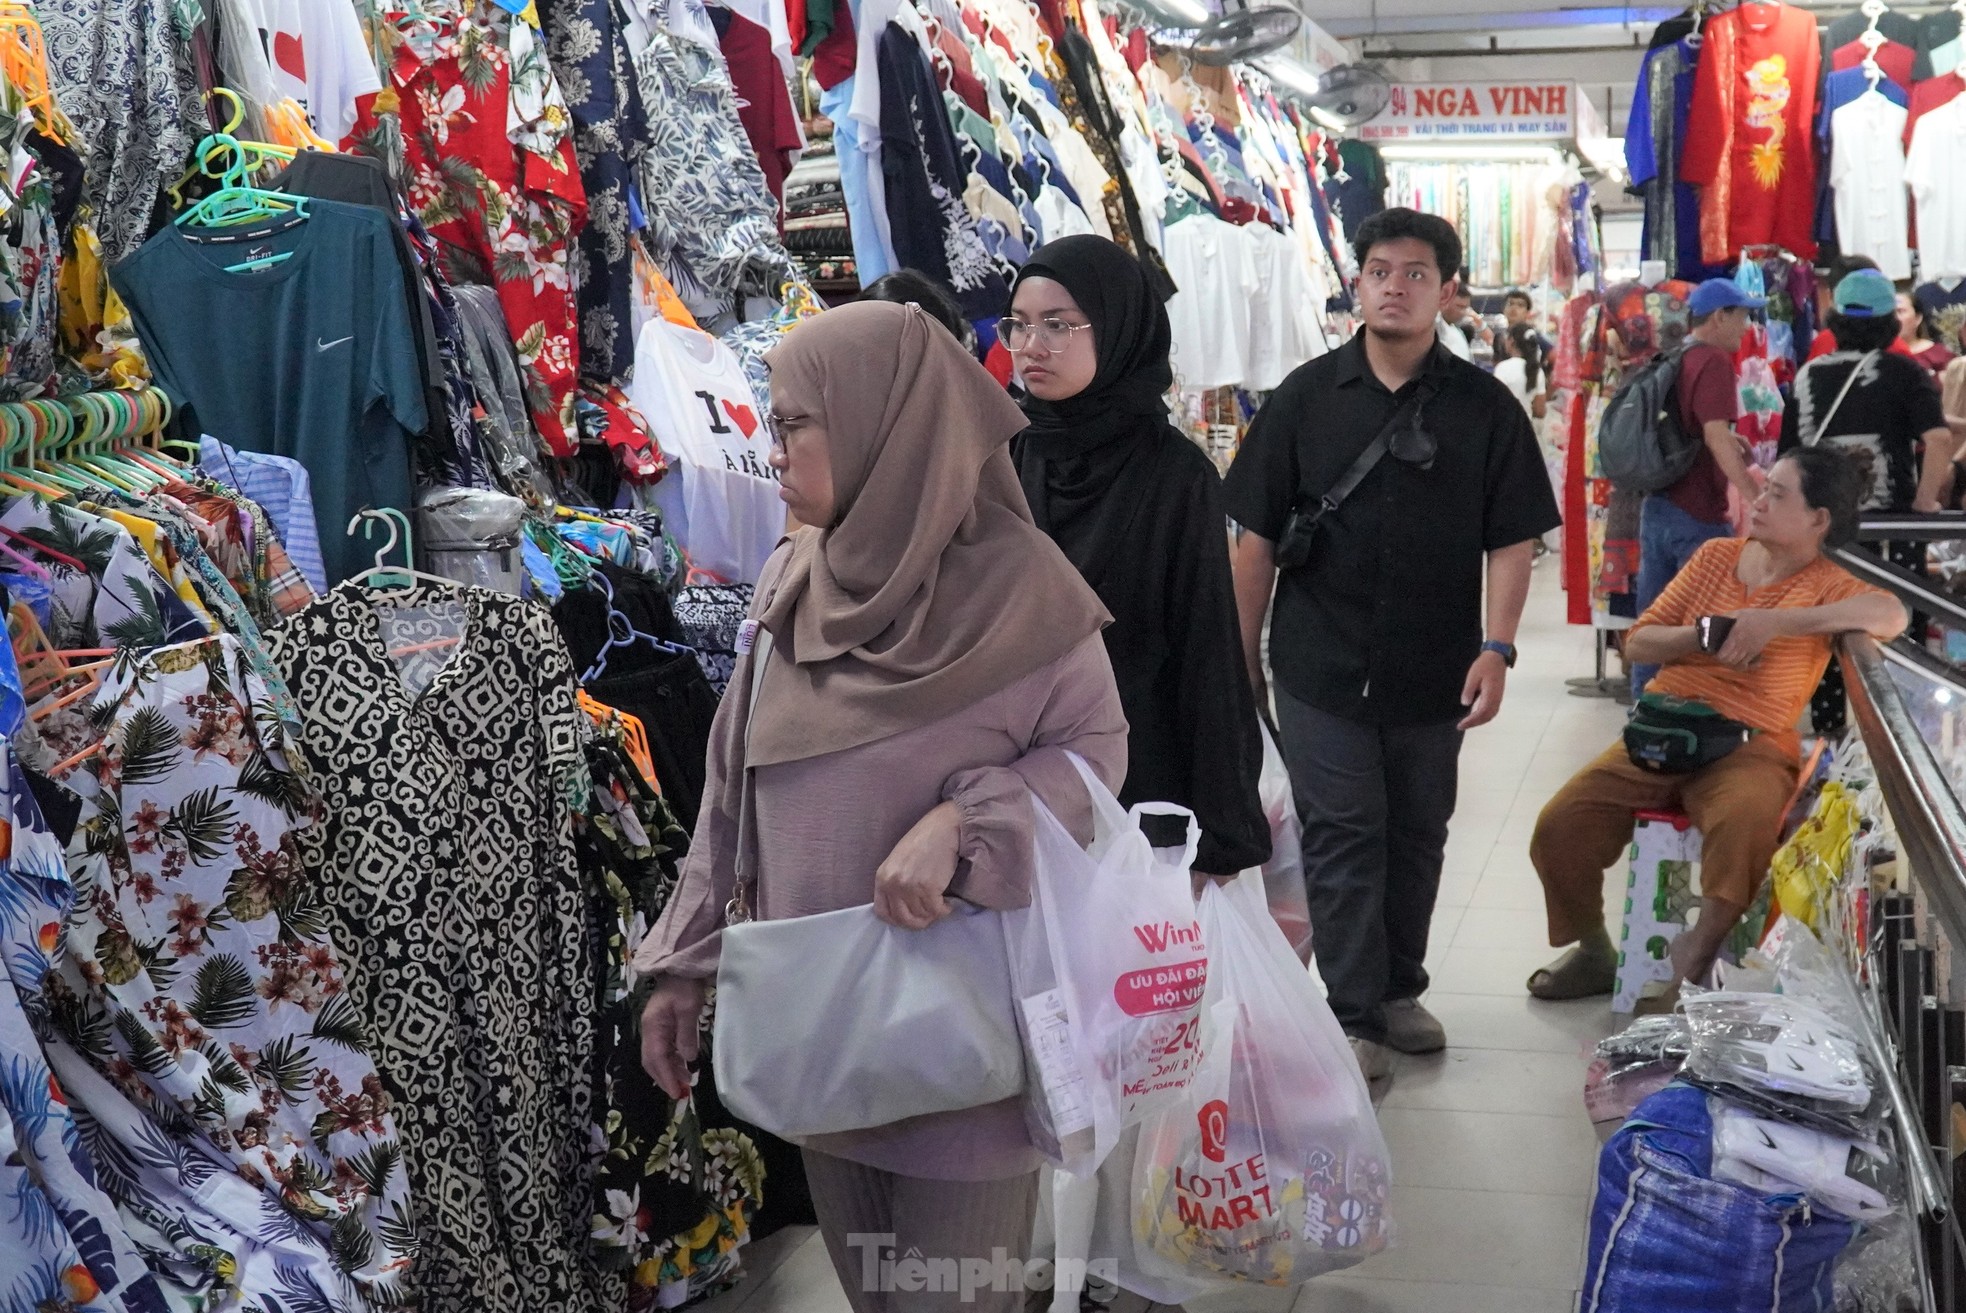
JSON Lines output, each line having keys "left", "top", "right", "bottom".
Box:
{"left": 1382, "top": 1045, "right": 1592, "bottom": 1117}
{"left": 1341, "top": 1186, "right": 1588, "bottom": 1290}
{"left": 1294, "top": 1276, "right": 1577, "bottom": 1312}
{"left": 1375, "top": 1106, "right": 1600, "bottom": 1195}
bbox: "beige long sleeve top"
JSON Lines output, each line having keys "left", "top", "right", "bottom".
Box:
{"left": 633, "top": 629, "right": 1127, "bottom": 1181}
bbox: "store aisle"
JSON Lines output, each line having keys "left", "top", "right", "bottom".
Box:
{"left": 698, "top": 564, "right": 1629, "bottom": 1313}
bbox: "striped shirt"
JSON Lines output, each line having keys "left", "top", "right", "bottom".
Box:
{"left": 1636, "top": 538, "right": 1888, "bottom": 736}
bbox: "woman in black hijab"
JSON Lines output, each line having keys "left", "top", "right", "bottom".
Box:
{"left": 1007, "top": 235, "right": 1270, "bottom": 876}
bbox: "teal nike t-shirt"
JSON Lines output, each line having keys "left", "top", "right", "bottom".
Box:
{"left": 112, "top": 199, "right": 428, "bottom": 585}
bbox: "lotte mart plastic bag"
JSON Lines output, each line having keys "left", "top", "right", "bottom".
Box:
{"left": 1005, "top": 755, "right": 1211, "bottom": 1179}
{"left": 1131, "top": 873, "right": 1393, "bottom": 1289}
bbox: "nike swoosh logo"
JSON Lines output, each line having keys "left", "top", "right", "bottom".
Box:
{"left": 317, "top": 336, "right": 354, "bottom": 352}
{"left": 1759, "top": 1128, "right": 1779, "bottom": 1150}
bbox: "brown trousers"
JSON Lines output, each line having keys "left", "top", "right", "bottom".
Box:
{"left": 803, "top": 1149, "right": 1042, "bottom": 1313}
{"left": 1530, "top": 736, "right": 1799, "bottom": 947}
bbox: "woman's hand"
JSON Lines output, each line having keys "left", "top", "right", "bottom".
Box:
{"left": 640, "top": 975, "right": 708, "bottom": 1101}
{"left": 874, "top": 801, "right": 962, "bottom": 930}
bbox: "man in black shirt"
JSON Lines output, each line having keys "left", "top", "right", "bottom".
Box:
{"left": 1224, "top": 209, "right": 1562, "bottom": 1080}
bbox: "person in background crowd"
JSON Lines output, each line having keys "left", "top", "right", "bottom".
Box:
{"left": 1630, "top": 277, "right": 1765, "bottom": 698}
{"left": 1804, "top": 256, "right": 1896, "bottom": 363}
{"left": 1527, "top": 449, "right": 1904, "bottom": 1000}
{"left": 1494, "top": 322, "right": 1548, "bottom": 421}
{"left": 1897, "top": 291, "right": 1957, "bottom": 377}
{"left": 862, "top": 268, "right": 978, "bottom": 352}
{"left": 1781, "top": 269, "right": 1956, "bottom": 516}
{"left": 635, "top": 301, "right": 1126, "bottom": 1313}
{"left": 1503, "top": 287, "right": 1553, "bottom": 354}
{"left": 1006, "top": 235, "right": 1271, "bottom": 884}
{"left": 1224, "top": 208, "right": 1561, "bottom": 1081}
{"left": 1436, "top": 269, "right": 1490, "bottom": 361}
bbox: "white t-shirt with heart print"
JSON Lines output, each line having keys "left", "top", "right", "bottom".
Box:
{"left": 630, "top": 319, "right": 786, "bottom": 585}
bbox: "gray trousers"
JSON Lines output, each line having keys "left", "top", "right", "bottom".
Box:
{"left": 803, "top": 1149, "right": 1042, "bottom": 1313}
{"left": 1275, "top": 687, "right": 1463, "bottom": 1043}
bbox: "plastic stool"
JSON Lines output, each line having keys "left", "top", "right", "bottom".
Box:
{"left": 1613, "top": 808, "right": 1702, "bottom": 1013}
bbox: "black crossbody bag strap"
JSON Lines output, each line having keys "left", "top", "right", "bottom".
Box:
{"left": 1290, "top": 379, "right": 1438, "bottom": 534}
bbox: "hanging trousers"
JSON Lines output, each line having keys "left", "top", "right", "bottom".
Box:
{"left": 1530, "top": 736, "right": 1799, "bottom": 948}
{"left": 802, "top": 1150, "right": 1041, "bottom": 1313}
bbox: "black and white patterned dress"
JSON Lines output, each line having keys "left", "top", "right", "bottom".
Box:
{"left": 266, "top": 582, "right": 614, "bottom": 1313}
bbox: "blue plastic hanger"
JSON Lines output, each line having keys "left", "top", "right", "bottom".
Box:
{"left": 579, "top": 571, "right": 693, "bottom": 684}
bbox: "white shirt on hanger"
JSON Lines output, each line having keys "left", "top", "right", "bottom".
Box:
{"left": 1162, "top": 215, "right": 1258, "bottom": 390}
{"left": 1830, "top": 89, "right": 1912, "bottom": 281}
{"left": 1908, "top": 95, "right": 1966, "bottom": 280}
{"left": 628, "top": 320, "right": 786, "bottom": 586}
{"left": 252, "top": 0, "right": 382, "bottom": 145}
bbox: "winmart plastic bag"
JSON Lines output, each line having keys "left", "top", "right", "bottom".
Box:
{"left": 1256, "top": 722, "right": 1311, "bottom": 964}
{"left": 1130, "top": 873, "right": 1392, "bottom": 1289}
{"left": 1005, "top": 755, "right": 1211, "bottom": 1178}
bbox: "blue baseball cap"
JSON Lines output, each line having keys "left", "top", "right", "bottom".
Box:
{"left": 1688, "top": 277, "right": 1767, "bottom": 317}
{"left": 1832, "top": 268, "right": 1897, "bottom": 317}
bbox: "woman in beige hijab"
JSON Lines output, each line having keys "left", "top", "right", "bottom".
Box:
{"left": 635, "top": 300, "right": 1126, "bottom": 1311}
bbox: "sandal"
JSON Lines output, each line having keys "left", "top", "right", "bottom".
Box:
{"left": 1527, "top": 944, "right": 1617, "bottom": 1001}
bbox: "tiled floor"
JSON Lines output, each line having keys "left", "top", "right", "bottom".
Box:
{"left": 700, "top": 564, "right": 1628, "bottom": 1313}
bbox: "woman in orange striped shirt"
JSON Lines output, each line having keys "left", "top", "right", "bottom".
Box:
{"left": 1526, "top": 449, "right": 1907, "bottom": 1000}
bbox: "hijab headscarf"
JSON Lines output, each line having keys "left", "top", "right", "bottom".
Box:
{"left": 1011, "top": 236, "right": 1182, "bottom": 591}
{"left": 746, "top": 300, "right": 1110, "bottom": 767}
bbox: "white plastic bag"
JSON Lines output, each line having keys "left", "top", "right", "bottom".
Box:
{"left": 1005, "top": 755, "right": 1211, "bottom": 1178}
{"left": 1256, "top": 721, "right": 1311, "bottom": 964}
{"left": 1131, "top": 873, "right": 1393, "bottom": 1289}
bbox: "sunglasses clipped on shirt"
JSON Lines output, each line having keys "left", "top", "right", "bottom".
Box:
{"left": 1389, "top": 402, "right": 1438, "bottom": 471}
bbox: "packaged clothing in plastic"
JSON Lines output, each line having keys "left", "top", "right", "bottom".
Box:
{"left": 418, "top": 485, "right": 528, "bottom": 595}
{"left": 1585, "top": 1015, "right": 1692, "bottom": 1130}
{"left": 1581, "top": 1084, "right": 1860, "bottom": 1312}
{"left": 628, "top": 316, "right": 785, "bottom": 585}
{"left": 1710, "top": 1101, "right": 1895, "bottom": 1222}
{"left": 1256, "top": 722, "right": 1310, "bottom": 964}
{"left": 1680, "top": 988, "right": 1879, "bottom": 1137}
{"left": 1131, "top": 873, "right": 1392, "bottom": 1289}
{"left": 1006, "top": 755, "right": 1210, "bottom": 1178}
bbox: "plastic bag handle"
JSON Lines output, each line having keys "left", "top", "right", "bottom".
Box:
{"left": 1129, "top": 800, "right": 1200, "bottom": 874}
{"left": 1063, "top": 751, "right": 1201, "bottom": 871}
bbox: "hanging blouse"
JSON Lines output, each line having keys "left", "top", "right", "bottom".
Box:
{"left": 265, "top": 581, "right": 610, "bottom": 1313}
{"left": 540, "top": 0, "right": 653, "bottom": 385}
{"left": 0, "top": 742, "right": 173, "bottom": 1313}
{"left": 633, "top": 23, "right": 798, "bottom": 302}
{"left": 1, "top": 497, "right": 209, "bottom": 651}
{"left": 48, "top": 634, "right": 413, "bottom": 1306}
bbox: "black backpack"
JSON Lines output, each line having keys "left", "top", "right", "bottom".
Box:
{"left": 1597, "top": 348, "right": 1698, "bottom": 493}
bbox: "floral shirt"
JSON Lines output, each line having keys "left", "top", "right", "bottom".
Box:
{"left": 46, "top": 635, "right": 415, "bottom": 1307}
{"left": 540, "top": 0, "right": 651, "bottom": 384}
{"left": 354, "top": 3, "right": 589, "bottom": 458}
{"left": 0, "top": 741, "right": 173, "bottom": 1313}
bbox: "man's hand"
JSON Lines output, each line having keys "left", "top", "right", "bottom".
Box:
{"left": 874, "top": 801, "right": 962, "bottom": 930}
{"left": 1714, "top": 607, "right": 1785, "bottom": 669}
{"left": 641, "top": 975, "right": 708, "bottom": 1101}
{"left": 1457, "top": 649, "right": 1508, "bottom": 730}
{"left": 1914, "top": 494, "right": 1944, "bottom": 513}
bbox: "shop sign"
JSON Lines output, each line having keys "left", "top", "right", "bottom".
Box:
{"left": 1360, "top": 81, "right": 1578, "bottom": 141}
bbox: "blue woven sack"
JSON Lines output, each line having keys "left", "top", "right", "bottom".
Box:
{"left": 1581, "top": 1084, "right": 1860, "bottom": 1312}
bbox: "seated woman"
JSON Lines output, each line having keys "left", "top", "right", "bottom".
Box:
{"left": 1526, "top": 448, "right": 1906, "bottom": 1000}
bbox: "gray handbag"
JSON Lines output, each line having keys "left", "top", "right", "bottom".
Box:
{"left": 710, "top": 627, "right": 1027, "bottom": 1139}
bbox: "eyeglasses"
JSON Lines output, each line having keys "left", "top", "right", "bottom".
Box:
{"left": 997, "top": 316, "right": 1093, "bottom": 353}
{"left": 765, "top": 411, "right": 796, "bottom": 453}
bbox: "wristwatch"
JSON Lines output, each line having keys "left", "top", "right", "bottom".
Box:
{"left": 1481, "top": 640, "right": 1518, "bottom": 668}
